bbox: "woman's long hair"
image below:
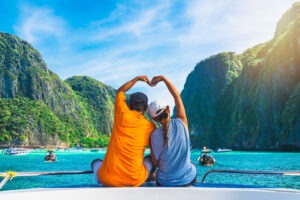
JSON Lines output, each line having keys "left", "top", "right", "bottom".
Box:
{"left": 157, "top": 110, "right": 169, "bottom": 146}
{"left": 162, "top": 121, "right": 169, "bottom": 146}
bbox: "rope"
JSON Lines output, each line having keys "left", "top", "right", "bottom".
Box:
{"left": 0, "top": 171, "right": 17, "bottom": 181}
{"left": 0, "top": 171, "right": 17, "bottom": 190}
{"left": 4, "top": 171, "right": 17, "bottom": 180}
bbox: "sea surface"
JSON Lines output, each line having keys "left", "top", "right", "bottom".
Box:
{"left": 0, "top": 150, "right": 300, "bottom": 191}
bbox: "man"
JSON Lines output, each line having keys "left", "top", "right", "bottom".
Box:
{"left": 91, "top": 76, "right": 156, "bottom": 186}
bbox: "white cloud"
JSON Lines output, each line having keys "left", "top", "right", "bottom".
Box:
{"left": 11, "top": 0, "right": 299, "bottom": 113}
{"left": 66, "top": 0, "right": 298, "bottom": 111}
{"left": 88, "top": 1, "right": 172, "bottom": 42}
{"left": 179, "top": 0, "right": 297, "bottom": 52}
{"left": 14, "top": 4, "right": 66, "bottom": 45}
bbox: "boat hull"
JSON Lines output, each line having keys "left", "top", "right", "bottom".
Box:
{"left": 0, "top": 187, "right": 299, "bottom": 200}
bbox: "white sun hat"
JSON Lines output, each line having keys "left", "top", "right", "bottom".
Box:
{"left": 148, "top": 100, "right": 167, "bottom": 118}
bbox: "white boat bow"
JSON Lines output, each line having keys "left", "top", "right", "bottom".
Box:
{"left": 0, "top": 186, "right": 299, "bottom": 200}
{"left": 1, "top": 169, "right": 300, "bottom": 200}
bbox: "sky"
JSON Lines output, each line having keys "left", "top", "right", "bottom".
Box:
{"left": 0, "top": 0, "right": 298, "bottom": 111}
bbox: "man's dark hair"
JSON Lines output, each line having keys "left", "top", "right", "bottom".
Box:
{"left": 129, "top": 92, "right": 148, "bottom": 113}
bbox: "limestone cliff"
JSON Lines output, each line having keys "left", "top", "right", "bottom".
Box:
{"left": 0, "top": 33, "right": 114, "bottom": 147}
{"left": 182, "top": 3, "right": 300, "bottom": 150}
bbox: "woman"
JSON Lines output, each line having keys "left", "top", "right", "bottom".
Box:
{"left": 148, "top": 75, "right": 197, "bottom": 186}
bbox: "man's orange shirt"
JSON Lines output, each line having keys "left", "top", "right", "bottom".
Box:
{"left": 98, "top": 92, "right": 155, "bottom": 186}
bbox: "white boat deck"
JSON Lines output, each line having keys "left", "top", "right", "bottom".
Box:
{"left": 0, "top": 186, "right": 299, "bottom": 200}
{"left": 1, "top": 169, "right": 300, "bottom": 200}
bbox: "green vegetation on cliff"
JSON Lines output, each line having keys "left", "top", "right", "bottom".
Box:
{"left": 182, "top": 52, "right": 243, "bottom": 146}
{"left": 182, "top": 3, "right": 300, "bottom": 150}
{"left": 0, "top": 32, "right": 112, "bottom": 148}
{"left": 0, "top": 97, "right": 66, "bottom": 145}
{"left": 65, "top": 76, "right": 115, "bottom": 137}
{"left": 1, "top": 3, "right": 300, "bottom": 150}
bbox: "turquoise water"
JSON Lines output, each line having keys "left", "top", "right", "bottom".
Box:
{"left": 0, "top": 151, "right": 300, "bottom": 191}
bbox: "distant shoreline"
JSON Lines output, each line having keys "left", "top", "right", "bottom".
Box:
{"left": 1, "top": 147, "right": 299, "bottom": 153}
{"left": 192, "top": 148, "right": 300, "bottom": 153}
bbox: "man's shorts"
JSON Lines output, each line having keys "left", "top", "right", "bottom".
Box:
{"left": 91, "top": 157, "right": 154, "bottom": 183}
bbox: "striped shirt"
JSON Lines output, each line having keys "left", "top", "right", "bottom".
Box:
{"left": 151, "top": 118, "right": 196, "bottom": 186}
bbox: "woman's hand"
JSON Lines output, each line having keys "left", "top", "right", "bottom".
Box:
{"left": 150, "top": 75, "right": 188, "bottom": 128}
{"left": 150, "top": 76, "right": 164, "bottom": 86}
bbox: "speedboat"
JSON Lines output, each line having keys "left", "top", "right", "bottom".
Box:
{"left": 215, "top": 148, "right": 232, "bottom": 153}
{"left": 0, "top": 170, "right": 299, "bottom": 200}
{"left": 3, "top": 148, "right": 31, "bottom": 156}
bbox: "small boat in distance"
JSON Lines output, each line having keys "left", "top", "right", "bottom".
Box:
{"left": 72, "top": 145, "right": 83, "bottom": 152}
{"left": 198, "top": 146, "right": 215, "bottom": 166}
{"left": 3, "top": 148, "right": 31, "bottom": 156}
{"left": 198, "top": 154, "right": 216, "bottom": 166}
{"left": 215, "top": 148, "right": 232, "bottom": 153}
{"left": 201, "top": 146, "right": 214, "bottom": 153}
{"left": 90, "top": 148, "right": 100, "bottom": 153}
{"left": 45, "top": 150, "right": 56, "bottom": 162}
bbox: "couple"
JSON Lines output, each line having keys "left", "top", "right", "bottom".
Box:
{"left": 91, "top": 75, "right": 196, "bottom": 187}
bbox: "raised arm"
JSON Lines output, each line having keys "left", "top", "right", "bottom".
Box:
{"left": 151, "top": 76, "right": 188, "bottom": 127}
{"left": 117, "top": 76, "right": 150, "bottom": 93}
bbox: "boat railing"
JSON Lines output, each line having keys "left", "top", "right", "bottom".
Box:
{"left": 0, "top": 170, "right": 93, "bottom": 190}
{"left": 201, "top": 169, "right": 300, "bottom": 183}
{"left": 2, "top": 169, "right": 300, "bottom": 190}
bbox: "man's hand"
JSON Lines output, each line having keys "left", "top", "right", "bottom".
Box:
{"left": 118, "top": 75, "right": 151, "bottom": 93}
{"left": 136, "top": 76, "right": 151, "bottom": 86}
